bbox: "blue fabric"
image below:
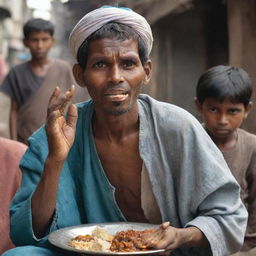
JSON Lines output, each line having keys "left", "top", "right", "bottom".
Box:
{"left": 101, "top": 5, "right": 132, "bottom": 11}
{"left": 2, "top": 245, "right": 77, "bottom": 256}
{"left": 10, "top": 99, "right": 125, "bottom": 248}
{"left": 8, "top": 94, "right": 248, "bottom": 256}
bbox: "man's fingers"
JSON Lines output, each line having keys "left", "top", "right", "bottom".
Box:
{"left": 66, "top": 104, "right": 78, "bottom": 128}
{"left": 48, "top": 86, "right": 61, "bottom": 106}
{"left": 57, "top": 86, "right": 76, "bottom": 114}
{"left": 47, "top": 86, "right": 75, "bottom": 117}
{"left": 162, "top": 222, "right": 170, "bottom": 229}
{"left": 69, "top": 84, "right": 76, "bottom": 97}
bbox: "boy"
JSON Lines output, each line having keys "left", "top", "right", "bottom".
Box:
{"left": 0, "top": 18, "right": 87, "bottom": 144}
{"left": 195, "top": 65, "right": 256, "bottom": 255}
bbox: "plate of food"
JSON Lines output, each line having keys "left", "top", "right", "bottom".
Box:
{"left": 48, "top": 222, "right": 167, "bottom": 255}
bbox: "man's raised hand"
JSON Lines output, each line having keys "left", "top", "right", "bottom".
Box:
{"left": 46, "top": 85, "right": 78, "bottom": 162}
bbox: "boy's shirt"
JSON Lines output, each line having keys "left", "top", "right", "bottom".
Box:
{"left": 1, "top": 61, "right": 44, "bottom": 107}
{"left": 0, "top": 59, "right": 87, "bottom": 143}
{"left": 221, "top": 128, "right": 256, "bottom": 251}
{"left": 203, "top": 126, "right": 256, "bottom": 252}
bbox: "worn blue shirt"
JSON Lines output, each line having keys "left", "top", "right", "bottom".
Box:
{"left": 9, "top": 94, "right": 248, "bottom": 256}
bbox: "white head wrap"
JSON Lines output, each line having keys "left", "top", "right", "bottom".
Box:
{"left": 69, "top": 6, "right": 153, "bottom": 59}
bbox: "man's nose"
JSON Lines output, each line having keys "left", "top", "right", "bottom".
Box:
{"left": 109, "top": 65, "right": 124, "bottom": 84}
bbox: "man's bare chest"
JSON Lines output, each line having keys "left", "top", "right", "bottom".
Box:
{"left": 94, "top": 137, "right": 147, "bottom": 221}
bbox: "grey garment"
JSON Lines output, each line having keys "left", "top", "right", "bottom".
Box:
{"left": 229, "top": 247, "right": 256, "bottom": 256}
{"left": 222, "top": 128, "right": 256, "bottom": 251}
{"left": 0, "top": 62, "right": 44, "bottom": 107}
{"left": 138, "top": 94, "right": 248, "bottom": 256}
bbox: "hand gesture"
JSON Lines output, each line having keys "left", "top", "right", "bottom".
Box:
{"left": 45, "top": 85, "right": 78, "bottom": 162}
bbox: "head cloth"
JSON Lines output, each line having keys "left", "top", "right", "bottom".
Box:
{"left": 69, "top": 6, "right": 153, "bottom": 59}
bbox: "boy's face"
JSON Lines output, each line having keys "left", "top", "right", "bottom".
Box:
{"left": 24, "top": 31, "right": 54, "bottom": 59}
{"left": 196, "top": 98, "right": 251, "bottom": 139}
{"left": 73, "top": 37, "right": 151, "bottom": 116}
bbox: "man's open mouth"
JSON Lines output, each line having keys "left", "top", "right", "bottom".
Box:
{"left": 105, "top": 92, "right": 129, "bottom": 102}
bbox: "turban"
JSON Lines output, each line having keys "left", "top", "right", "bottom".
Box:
{"left": 69, "top": 6, "right": 153, "bottom": 59}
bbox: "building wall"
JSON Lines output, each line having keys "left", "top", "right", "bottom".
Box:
{"left": 228, "top": 0, "right": 256, "bottom": 134}
{"left": 143, "top": 1, "right": 228, "bottom": 119}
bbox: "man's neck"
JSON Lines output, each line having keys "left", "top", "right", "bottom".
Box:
{"left": 92, "top": 107, "right": 140, "bottom": 143}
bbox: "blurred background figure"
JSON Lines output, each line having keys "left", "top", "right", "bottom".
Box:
{"left": 0, "top": 53, "right": 9, "bottom": 138}
{"left": 0, "top": 54, "right": 8, "bottom": 82}
{"left": 0, "top": 17, "right": 88, "bottom": 144}
{"left": 0, "top": 137, "right": 27, "bottom": 254}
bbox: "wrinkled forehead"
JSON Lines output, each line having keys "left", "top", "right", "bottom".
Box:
{"left": 87, "top": 37, "right": 140, "bottom": 58}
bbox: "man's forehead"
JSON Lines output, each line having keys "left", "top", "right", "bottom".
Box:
{"left": 87, "top": 38, "right": 139, "bottom": 57}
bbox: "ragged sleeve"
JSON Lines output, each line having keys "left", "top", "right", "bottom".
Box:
{"left": 9, "top": 127, "right": 59, "bottom": 246}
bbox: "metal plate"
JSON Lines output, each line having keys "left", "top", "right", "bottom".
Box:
{"left": 48, "top": 222, "right": 167, "bottom": 255}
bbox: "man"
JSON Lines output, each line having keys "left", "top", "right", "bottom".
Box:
{"left": 3, "top": 6, "right": 247, "bottom": 256}
{"left": 0, "top": 18, "right": 88, "bottom": 144}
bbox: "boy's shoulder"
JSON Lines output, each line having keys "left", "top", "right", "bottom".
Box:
{"left": 238, "top": 128, "right": 256, "bottom": 139}
{"left": 10, "top": 62, "right": 29, "bottom": 73}
{"left": 238, "top": 128, "right": 256, "bottom": 149}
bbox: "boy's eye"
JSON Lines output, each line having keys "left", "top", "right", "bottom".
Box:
{"left": 208, "top": 107, "right": 218, "bottom": 113}
{"left": 228, "top": 109, "right": 240, "bottom": 114}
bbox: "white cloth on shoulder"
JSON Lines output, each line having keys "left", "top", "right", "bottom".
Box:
{"left": 69, "top": 6, "right": 153, "bottom": 58}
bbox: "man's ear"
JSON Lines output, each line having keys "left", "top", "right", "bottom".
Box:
{"left": 194, "top": 97, "right": 203, "bottom": 113}
{"left": 244, "top": 101, "right": 253, "bottom": 119}
{"left": 72, "top": 64, "right": 86, "bottom": 88}
{"left": 143, "top": 60, "right": 152, "bottom": 85}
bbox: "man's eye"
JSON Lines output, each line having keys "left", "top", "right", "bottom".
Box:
{"left": 93, "top": 62, "right": 106, "bottom": 68}
{"left": 123, "top": 60, "right": 135, "bottom": 68}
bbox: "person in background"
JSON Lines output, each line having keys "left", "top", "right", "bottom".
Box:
{"left": 195, "top": 65, "right": 256, "bottom": 256}
{"left": 0, "top": 54, "right": 8, "bottom": 82}
{"left": 2, "top": 6, "right": 247, "bottom": 256}
{"left": 0, "top": 137, "right": 27, "bottom": 254}
{"left": 0, "top": 18, "right": 88, "bottom": 144}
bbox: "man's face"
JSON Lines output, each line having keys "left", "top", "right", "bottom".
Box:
{"left": 197, "top": 98, "right": 250, "bottom": 139}
{"left": 24, "top": 31, "right": 54, "bottom": 59}
{"left": 78, "top": 37, "right": 151, "bottom": 116}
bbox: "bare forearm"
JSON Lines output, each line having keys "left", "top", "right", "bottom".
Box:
{"left": 177, "top": 226, "right": 208, "bottom": 248}
{"left": 31, "top": 157, "right": 64, "bottom": 238}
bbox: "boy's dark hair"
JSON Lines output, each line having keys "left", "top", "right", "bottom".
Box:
{"left": 196, "top": 65, "right": 252, "bottom": 107}
{"left": 77, "top": 22, "right": 149, "bottom": 69}
{"left": 23, "top": 18, "right": 54, "bottom": 39}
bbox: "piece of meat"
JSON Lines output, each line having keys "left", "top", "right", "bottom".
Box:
{"left": 110, "top": 229, "right": 155, "bottom": 252}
